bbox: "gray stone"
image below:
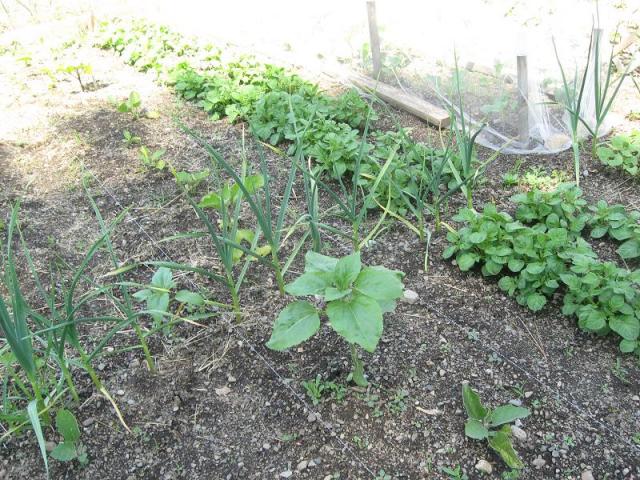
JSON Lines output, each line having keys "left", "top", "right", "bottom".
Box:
{"left": 279, "top": 471, "right": 293, "bottom": 478}
{"left": 475, "top": 459, "right": 492, "bottom": 474}
{"left": 402, "top": 289, "right": 419, "bottom": 304}
{"left": 581, "top": 470, "right": 595, "bottom": 480}
{"left": 532, "top": 456, "right": 546, "bottom": 469}
{"left": 296, "top": 460, "right": 308, "bottom": 471}
{"left": 511, "top": 425, "right": 527, "bottom": 442}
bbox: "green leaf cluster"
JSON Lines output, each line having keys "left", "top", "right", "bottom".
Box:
{"left": 587, "top": 200, "right": 640, "bottom": 260}
{"left": 267, "top": 251, "right": 404, "bottom": 353}
{"left": 560, "top": 256, "right": 640, "bottom": 355}
{"left": 462, "top": 384, "right": 529, "bottom": 469}
{"left": 596, "top": 131, "right": 640, "bottom": 176}
{"left": 511, "top": 182, "right": 589, "bottom": 234}
{"left": 133, "top": 267, "right": 204, "bottom": 330}
{"left": 50, "top": 410, "right": 87, "bottom": 465}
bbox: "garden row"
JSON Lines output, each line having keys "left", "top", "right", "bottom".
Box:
{"left": 446, "top": 183, "right": 640, "bottom": 355}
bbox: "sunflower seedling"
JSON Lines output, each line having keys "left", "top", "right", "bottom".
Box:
{"left": 50, "top": 410, "right": 88, "bottom": 465}
{"left": 122, "top": 130, "right": 141, "bottom": 147}
{"left": 462, "top": 383, "right": 530, "bottom": 469}
{"left": 267, "top": 251, "right": 404, "bottom": 386}
{"left": 117, "top": 91, "right": 143, "bottom": 118}
{"left": 138, "top": 146, "right": 166, "bottom": 170}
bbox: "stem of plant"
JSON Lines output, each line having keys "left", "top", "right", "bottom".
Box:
{"left": 572, "top": 141, "right": 580, "bottom": 186}
{"left": 271, "top": 251, "right": 285, "bottom": 295}
{"left": 131, "top": 322, "right": 155, "bottom": 372}
{"left": 350, "top": 343, "right": 368, "bottom": 387}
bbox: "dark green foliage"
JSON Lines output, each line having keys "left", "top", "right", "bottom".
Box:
{"left": 597, "top": 131, "right": 640, "bottom": 176}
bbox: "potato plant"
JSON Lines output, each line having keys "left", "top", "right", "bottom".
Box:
{"left": 267, "top": 251, "right": 404, "bottom": 386}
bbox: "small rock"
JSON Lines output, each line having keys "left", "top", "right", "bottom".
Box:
{"left": 227, "top": 374, "right": 237, "bottom": 383}
{"left": 82, "top": 417, "right": 95, "bottom": 427}
{"left": 511, "top": 425, "right": 527, "bottom": 442}
{"left": 581, "top": 470, "right": 595, "bottom": 480}
{"left": 402, "top": 289, "right": 419, "bottom": 304}
{"left": 632, "top": 395, "right": 639, "bottom": 402}
{"left": 307, "top": 412, "right": 317, "bottom": 422}
{"left": 524, "top": 391, "right": 533, "bottom": 398}
{"left": 129, "top": 358, "right": 140, "bottom": 369}
{"left": 262, "top": 443, "right": 271, "bottom": 450}
{"left": 215, "top": 386, "right": 231, "bottom": 396}
{"left": 296, "top": 460, "right": 308, "bottom": 471}
{"left": 116, "top": 389, "right": 125, "bottom": 396}
{"left": 475, "top": 459, "right": 492, "bottom": 474}
{"left": 439, "top": 369, "right": 446, "bottom": 377}
{"left": 45, "top": 441, "right": 56, "bottom": 452}
{"left": 532, "top": 456, "right": 546, "bottom": 469}
{"left": 279, "top": 471, "right": 292, "bottom": 478}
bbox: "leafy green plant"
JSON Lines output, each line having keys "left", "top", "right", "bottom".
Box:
{"left": 519, "top": 167, "right": 569, "bottom": 192}
{"left": 198, "top": 174, "right": 271, "bottom": 264}
{"left": 587, "top": 200, "right": 640, "bottom": 260}
{"left": 138, "top": 146, "right": 166, "bottom": 170}
{"left": 122, "top": 130, "right": 141, "bottom": 147}
{"left": 56, "top": 63, "right": 93, "bottom": 92}
{"left": 117, "top": 91, "right": 142, "bottom": 118}
{"left": 560, "top": 256, "right": 640, "bottom": 355}
{"left": 301, "top": 374, "right": 345, "bottom": 405}
{"left": 596, "top": 131, "right": 640, "bottom": 176}
{"left": 462, "top": 384, "right": 530, "bottom": 469}
{"left": 511, "top": 183, "right": 589, "bottom": 234}
{"left": 173, "top": 168, "right": 210, "bottom": 192}
{"left": 441, "top": 465, "right": 468, "bottom": 480}
{"left": 444, "top": 204, "right": 595, "bottom": 311}
{"left": 267, "top": 251, "right": 404, "bottom": 386}
{"left": 50, "top": 409, "right": 87, "bottom": 465}
{"left": 502, "top": 159, "right": 523, "bottom": 187}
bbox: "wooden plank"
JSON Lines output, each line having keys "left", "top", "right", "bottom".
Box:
{"left": 366, "top": 1, "right": 382, "bottom": 77}
{"left": 350, "top": 73, "right": 450, "bottom": 128}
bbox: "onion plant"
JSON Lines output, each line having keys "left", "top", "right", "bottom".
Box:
{"left": 583, "top": 28, "right": 630, "bottom": 157}
{"left": 290, "top": 100, "right": 395, "bottom": 252}
{"left": 1, "top": 203, "right": 130, "bottom": 476}
{"left": 552, "top": 35, "right": 592, "bottom": 186}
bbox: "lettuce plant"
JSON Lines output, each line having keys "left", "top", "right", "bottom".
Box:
{"left": 267, "top": 251, "right": 404, "bottom": 386}
{"left": 462, "top": 384, "right": 530, "bottom": 469}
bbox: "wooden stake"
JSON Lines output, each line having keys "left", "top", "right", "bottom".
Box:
{"left": 366, "top": 1, "right": 382, "bottom": 78}
{"left": 516, "top": 55, "right": 529, "bottom": 144}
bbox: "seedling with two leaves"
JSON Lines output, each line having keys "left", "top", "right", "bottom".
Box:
{"left": 267, "top": 251, "right": 404, "bottom": 386}
{"left": 50, "top": 409, "right": 87, "bottom": 465}
{"left": 138, "top": 146, "right": 166, "bottom": 170}
{"left": 122, "top": 130, "right": 141, "bottom": 147}
{"left": 462, "top": 384, "right": 530, "bottom": 469}
{"left": 117, "top": 91, "right": 143, "bottom": 118}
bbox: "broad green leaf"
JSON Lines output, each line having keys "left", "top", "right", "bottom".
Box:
{"left": 525, "top": 263, "right": 545, "bottom": 275}
{"left": 354, "top": 266, "right": 404, "bottom": 301}
{"left": 609, "top": 315, "right": 640, "bottom": 341}
{"left": 175, "top": 290, "right": 204, "bottom": 306}
{"left": 526, "top": 293, "right": 546, "bottom": 312}
{"left": 469, "top": 231, "right": 487, "bottom": 244}
{"left": 152, "top": 267, "right": 175, "bottom": 289}
{"left": 456, "top": 253, "right": 477, "bottom": 271}
{"left": 56, "top": 409, "right": 80, "bottom": 442}
{"left": 488, "top": 427, "right": 524, "bottom": 469}
{"left": 465, "top": 419, "right": 489, "bottom": 440}
{"left": 148, "top": 292, "right": 170, "bottom": 322}
{"left": 507, "top": 258, "right": 524, "bottom": 272}
{"left": 620, "top": 338, "right": 637, "bottom": 353}
{"left": 285, "top": 272, "right": 333, "bottom": 296}
{"left": 462, "top": 384, "right": 487, "bottom": 421}
{"left": 324, "top": 287, "right": 351, "bottom": 301}
{"left": 132, "top": 289, "right": 152, "bottom": 301}
{"left": 617, "top": 239, "right": 640, "bottom": 259}
{"left": 334, "top": 252, "right": 362, "bottom": 290}
{"left": 487, "top": 405, "right": 530, "bottom": 427}
{"left": 326, "top": 294, "right": 382, "bottom": 352}
{"left": 266, "top": 301, "right": 320, "bottom": 351}
{"left": 198, "top": 192, "right": 222, "bottom": 209}
{"left": 50, "top": 442, "right": 77, "bottom": 462}
{"left": 304, "top": 251, "right": 338, "bottom": 273}
{"left": 578, "top": 308, "right": 607, "bottom": 332}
